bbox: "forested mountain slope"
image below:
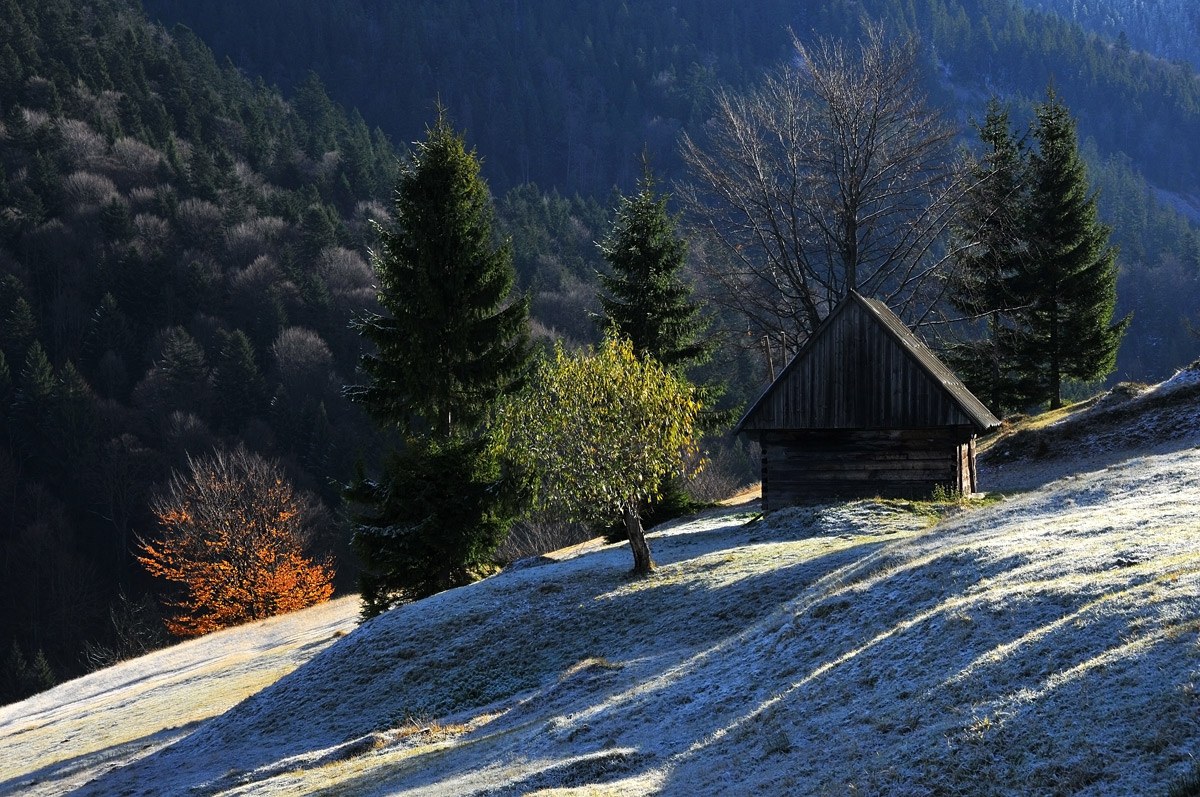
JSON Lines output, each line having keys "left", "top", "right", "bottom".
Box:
{"left": 1020, "top": 0, "right": 1200, "bottom": 71}
{"left": 142, "top": 0, "right": 1200, "bottom": 383}
{"left": 0, "top": 0, "right": 400, "bottom": 698}
{"left": 144, "top": 0, "right": 1200, "bottom": 197}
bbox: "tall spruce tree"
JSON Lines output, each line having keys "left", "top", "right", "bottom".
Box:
{"left": 1019, "top": 86, "right": 1128, "bottom": 409}
{"left": 946, "top": 98, "right": 1033, "bottom": 414}
{"left": 348, "top": 108, "right": 528, "bottom": 437}
{"left": 346, "top": 108, "right": 529, "bottom": 616}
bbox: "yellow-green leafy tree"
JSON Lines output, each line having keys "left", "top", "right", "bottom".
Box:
{"left": 137, "top": 446, "right": 334, "bottom": 636}
{"left": 492, "top": 333, "right": 703, "bottom": 573}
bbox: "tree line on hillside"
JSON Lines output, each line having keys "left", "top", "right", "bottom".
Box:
{"left": 141, "top": 0, "right": 1200, "bottom": 195}
{"left": 0, "top": 0, "right": 402, "bottom": 703}
{"left": 1019, "top": 0, "right": 1200, "bottom": 72}
{"left": 142, "top": 0, "right": 1200, "bottom": 385}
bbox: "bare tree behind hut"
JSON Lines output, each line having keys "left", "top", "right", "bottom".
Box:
{"left": 680, "top": 25, "right": 966, "bottom": 353}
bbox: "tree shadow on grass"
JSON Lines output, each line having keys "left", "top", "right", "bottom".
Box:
{"left": 0, "top": 721, "right": 201, "bottom": 797}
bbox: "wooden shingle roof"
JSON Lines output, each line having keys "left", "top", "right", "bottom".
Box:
{"left": 735, "top": 291, "right": 1001, "bottom": 434}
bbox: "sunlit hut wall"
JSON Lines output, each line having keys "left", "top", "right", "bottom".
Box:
{"left": 735, "top": 291, "right": 1001, "bottom": 511}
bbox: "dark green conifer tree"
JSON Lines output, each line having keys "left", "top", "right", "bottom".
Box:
{"left": 212, "top": 329, "right": 267, "bottom": 432}
{"left": 598, "top": 160, "right": 710, "bottom": 373}
{"left": 346, "top": 107, "right": 528, "bottom": 616}
{"left": 946, "top": 98, "right": 1034, "bottom": 414}
{"left": 1019, "top": 86, "right": 1128, "bottom": 408}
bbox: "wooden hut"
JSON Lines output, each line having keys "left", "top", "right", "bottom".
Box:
{"left": 734, "top": 291, "right": 1001, "bottom": 511}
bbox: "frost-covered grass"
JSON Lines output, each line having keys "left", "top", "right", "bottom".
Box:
{"left": 0, "top": 596, "right": 358, "bottom": 796}
{"left": 5, "top": 371, "right": 1200, "bottom": 795}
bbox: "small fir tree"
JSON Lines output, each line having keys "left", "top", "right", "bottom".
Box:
{"left": 598, "top": 159, "right": 710, "bottom": 373}
{"left": 344, "top": 435, "right": 514, "bottom": 617}
{"left": 946, "top": 98, "right": 1034, "bottom": 413}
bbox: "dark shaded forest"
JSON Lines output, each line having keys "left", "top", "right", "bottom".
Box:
{"left": 0, "top": 0, "right": 401, "bottom": 699}
{"left": 4, "top": 0, "right": 1200, "bottom": 702}
{"left": 143, "top": 0, "right": 1200, "bottom": 382}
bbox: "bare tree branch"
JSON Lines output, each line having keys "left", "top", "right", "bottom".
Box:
{"left": 680, "top": 24, "right": 968, "bottom": 348}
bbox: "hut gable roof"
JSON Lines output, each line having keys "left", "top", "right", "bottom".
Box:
{"left": 735, "top": 291, "right": 1001, "bottom": 434}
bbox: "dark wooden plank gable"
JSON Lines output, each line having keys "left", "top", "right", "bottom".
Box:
{"left": 736, "top": 291, "right": 1001, "bottom": 434}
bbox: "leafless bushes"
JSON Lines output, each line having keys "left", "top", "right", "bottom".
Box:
{"left": 495, "top": 517, "right": 594, "bottom": 564}
{"left": 685, "top": 437, "right": 760, "bottom": 503}
{"left": 110, "top": 138, "right": 163, "bottom": 190}
{"left": 271, "top": 326, "right": 335, "bottom": 398}
{"left": 223, "top": 215, "right": 286, "bottom": 266}
{"left": 62, "top": 171, "right": 120, "bottom": 210}
{"left": 318, "top": 246, "right": 376, "bottom": 311}
{"left": 176, "top": 198, "right": 223, "bottom": 247}
{"left": 58, "top": 120, "right": 109, "bottom": 170}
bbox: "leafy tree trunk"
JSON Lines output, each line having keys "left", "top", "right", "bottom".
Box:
{"left": 623, "top": 501, "right": 654, "bottom": 574}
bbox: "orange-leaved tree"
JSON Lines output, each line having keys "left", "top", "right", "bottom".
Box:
{"left": 137, "top": 446, "right": 334, "bottom": 636}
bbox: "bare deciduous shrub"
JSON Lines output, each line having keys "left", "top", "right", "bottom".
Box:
{"left": 231, "top": 253, "right": 282, "bottom": 289}
{"left": 318, "top": 246, "right": 375, "bottom": 309}
{"left": 271, "top": 326, "right": 335, "bottom": 398}
{"left": 685, "top": 437, "right": 761, "bottom": 503}
{"left": 224, "top": 216, "right": 286, "bottom": 267}
{"left": 132, "top": 213, "right": 172, "bottom": 254}
{"left": 528, "top": 317, "right": 559, "bottom": 343}
{"left": 355, "top": 200, "right": 389, "bottom": 226}
{"left": 316, "top": 151, "right": 342, "bottom": 181}
{"left": 111, "top": 137, "right": 163, "bottom": 190}
{"left": 228, "top": 255, "right": 298, "bottom": 342}
{"left": 58, "top": 119, "right": 109, "bottom": 170}
{"left": 82, "top": 589, "right": 167, "bottom": 671}
{"left": 63, "top": 171, "right": 119, "bottom": 208}
{"left": 19, "top": 107, "right": 52, "bottom": 132}
{"left": 209, "top": 115, "right": 246, "bottom": 153}
{"left": 532, "top": 278, "right": 602, "bottom": 345}
{"left": 233, "top": 159, "right": 271, "bottom": 196}
{"left": 495, "top": 517, "right": 594, "bottom": 565}
{"left": 161, "top": 410, "right": 213, "bottom": 461}
{"left": 78, "top": 89, "right": 122, "bottom": 131}
{"left": 176, "top": 198, "right": 223, "bottom": 247}
{"left": 127, "top": 185, "right": 158, "bottom": 211}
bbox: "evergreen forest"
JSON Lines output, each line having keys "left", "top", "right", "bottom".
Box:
{"left": 4, "top": 0, "right": 1200, "bottom": 701}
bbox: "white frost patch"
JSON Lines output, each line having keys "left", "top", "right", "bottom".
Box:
{"left": 1155, "top": 360, "right": 1200, "bottom": 394}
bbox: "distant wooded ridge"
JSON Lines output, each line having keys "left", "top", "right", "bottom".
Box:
{"left": 143, "top": 0, "right": 1200, "bottom": 198}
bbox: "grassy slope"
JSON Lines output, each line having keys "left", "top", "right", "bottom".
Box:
{"left": 0, "top": 597, "right": 359, "bottom": 796}
{"left": 4, "top": 369, "right": 1200, "bottom": 795}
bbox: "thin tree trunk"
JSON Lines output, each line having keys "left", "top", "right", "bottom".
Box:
{"left": 623, "top": 502, "right": 654, "bottom": 574}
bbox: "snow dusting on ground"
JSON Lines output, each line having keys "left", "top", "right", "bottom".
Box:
{"left": 4, "top": 370, "right": 1200, "bottom": 795}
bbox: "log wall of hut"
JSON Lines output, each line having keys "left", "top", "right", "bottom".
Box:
{"left": 760, "top": 427, "right": 978, "bottom": 510}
